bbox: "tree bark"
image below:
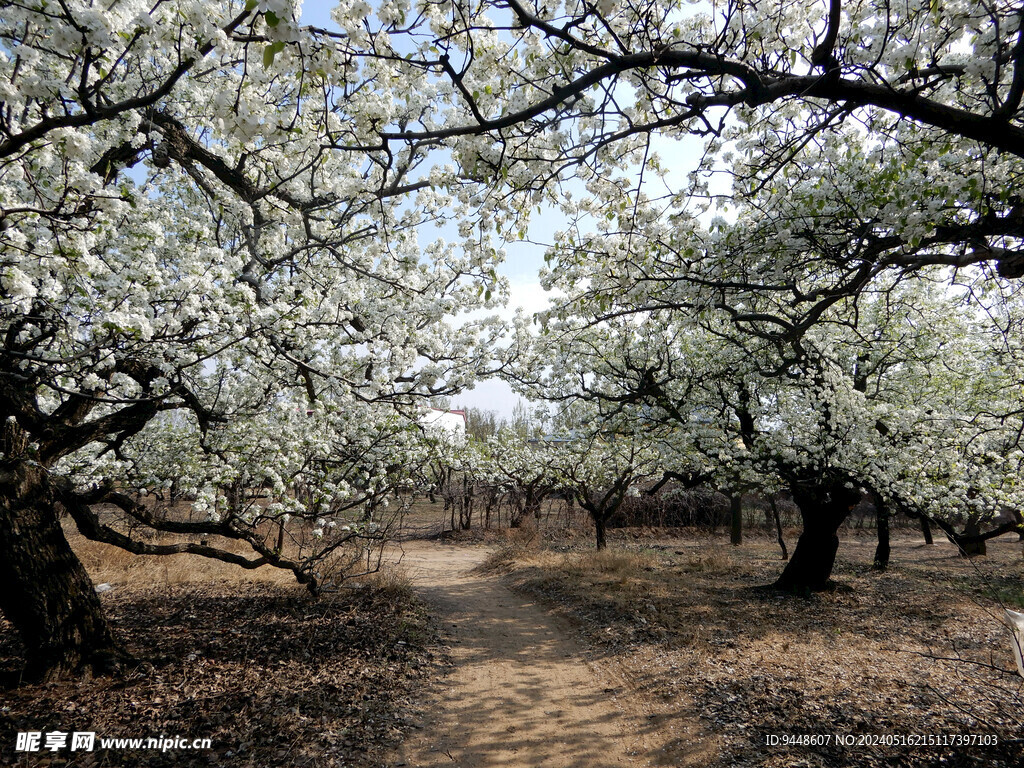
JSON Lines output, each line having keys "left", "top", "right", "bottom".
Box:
{"left": 769, "top": 496, "right": 788, "bottom": 560}
{"left": 920, "top": 515, "right": 934, "bottom": 545}
{"left": 958, "top": 519, "right": 987, "bottom": 557}
{"left": 873, "top": 504, "right": 891, "bottom": 571}
{"left": 594, "top": 513, "right": 607, "bottom": 550}
{"left": 774, "top": 480, "right": 860, "bottom": 592}
{"left": 459, "top": 478, "right": 473, "bottom": 530}
{"left": 729, "top": 493, "right": 743, "bottom": 546}
{"left": 0, "top": 459, "right": 127, "bottom": 682}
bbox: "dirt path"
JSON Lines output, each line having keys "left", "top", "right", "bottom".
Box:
{"left": 388, "top": 541, "right": 701, "bottom": 768}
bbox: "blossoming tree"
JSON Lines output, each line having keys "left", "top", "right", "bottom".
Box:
{"left": 347, "top": 0, "right": 1024, "bottom": 588}
{"left": 0, "top": 0, "right": 503, "bottom": 681}
{"left": 546, "top": 418, "right": 665, "bottom": 550}
{"left": 358, "top": 0, "right": 1022, "bottom": 284}
{"left": 4, "top": 0, "right": 1024, "bottom": 680}
{"left": 512, "top": 233, "right": 1024, "bottom": 589}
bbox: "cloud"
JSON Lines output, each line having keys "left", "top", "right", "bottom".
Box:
{"left": 504, "top": 276, "right": 560, "bottom": 320}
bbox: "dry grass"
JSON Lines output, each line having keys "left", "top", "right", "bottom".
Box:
{"left": 69, "top": 532, "right": 302, "bottom": 589}
{"left": 499, "top": 533, "right": 1024, "bottom": 768}
{"left": 567, "top": 547, "right": 661, "bottom": 577}
{"left": 474, "top": 546, "right": 522, "bottom": 574}
{"left": 359, "top": 565, "right": 415, "bottom": 603}
{"left": 65, "top": 518, "right": 403, "bottom": 592}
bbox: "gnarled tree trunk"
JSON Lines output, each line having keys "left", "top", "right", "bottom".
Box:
{"left": 0, "top": 458, "right": 127, "bottom": 682}
{"left": 774, "top": 480, "right": 860, "bottom": 592}
{"left": 958, "top": 519, "right": 987, "bottom": 557}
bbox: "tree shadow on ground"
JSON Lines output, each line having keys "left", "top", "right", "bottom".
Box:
{"left": 502, "top": 536, "right": 1024, "bottom": 768}
{"left": 0, "top": 583, "right": 435, "bottom": 767}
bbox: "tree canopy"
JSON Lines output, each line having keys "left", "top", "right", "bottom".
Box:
{"left": 0, "top": 0, "right": 503, "bottom": 680}
{"left": 2, "top": 0, "right": 1023, "bottom": 678}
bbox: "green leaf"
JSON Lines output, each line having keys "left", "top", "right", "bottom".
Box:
{"left": 263, "top": 41, "right": 285, "bottom": 68}
{"left": 266, "top": 11, "right": 279, "bottom": 26}
{"left": 245, "top": 0, "right": 259, "bottom": 10}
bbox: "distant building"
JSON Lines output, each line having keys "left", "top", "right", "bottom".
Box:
{"left": 419, "top": 408, "right": 467, "bottom": 437}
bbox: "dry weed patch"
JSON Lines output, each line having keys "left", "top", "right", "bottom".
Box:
{"left": 70, "top": 535, "right": 301, "bottom": 589}
{"left": 501, "top": 533, "right": 1024, "bottom": 768}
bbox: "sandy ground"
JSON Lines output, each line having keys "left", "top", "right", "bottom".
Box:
{"left": 387, "top": 541, "right": 710, "bottom": 768}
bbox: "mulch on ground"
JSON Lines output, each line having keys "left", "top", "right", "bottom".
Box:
{"left": 0, "top": 581, "right": 438, "bottom": 767}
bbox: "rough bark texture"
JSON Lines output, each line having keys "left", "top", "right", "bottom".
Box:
{"left": 593, "top": 514, "right": 607, "bottom": 551}
{"left": 873, "top": 505, "right": 891, "bottom": 571}
{"left": 0, "top": 459, "right": 127, "bottom": 682}
{"left": 774, "top": 480, "right": 861, "bottom": 592}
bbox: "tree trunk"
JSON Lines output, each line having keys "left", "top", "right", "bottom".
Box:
{"left": 920, "top": 515, "right": 934, "bottom": 545}
{"left": 729, "top": 494, "right": 743, "bottom": 546}
{"left": 769, "top": 496, "right": 788, "bottom": 560}
{"left": 0, "top": 460, "right": 127, "bottom": 682}
{"left": 276, "top": 519, "right": 286, "bottom": 554}
{"left": 873, "top": 504, "right": 891, "bottom": 571}
{"left": 593, "top": 513, "right": 607, "bottom": 550}
{"left": 459, "top": 479, "right": 473, "bottom": 530}
{"left": 958, "top": 519, "right": 987, "bottom": 557}
{"left": 774, "top": 481, "right": 860, "bottom": 592}
{"left": 509, "top": 491, "right": 525, "bottom": 528}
